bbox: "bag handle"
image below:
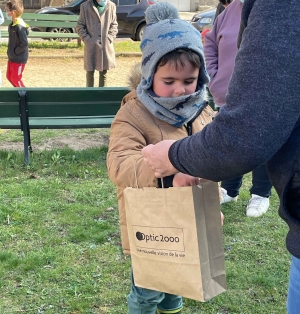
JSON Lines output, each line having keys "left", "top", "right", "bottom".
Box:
{"left": 133, "top": 156, "right": 142, "bottom": 189}
{"left": 133, "top": 156, "right": 164, "bottom": 188}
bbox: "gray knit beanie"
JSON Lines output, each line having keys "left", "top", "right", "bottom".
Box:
{"left": 139, "top": 2, "right": 209, "bottom": 90}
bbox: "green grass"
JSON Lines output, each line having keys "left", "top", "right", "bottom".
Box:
{"left": 0, "top": 129, "right": 290, "bottom": 313}
{"left": 0, "top": 40, "right": 141, "bottom": 54}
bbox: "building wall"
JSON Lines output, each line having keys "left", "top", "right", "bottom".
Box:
{"left": 193, "top": 0, "right": 218, "bottom": 11}
{"left": 161, "top": 0, "right": 217, "bottom": 11}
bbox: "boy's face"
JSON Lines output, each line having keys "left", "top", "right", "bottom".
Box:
{"left": 152, "top": 56, "right": 199, "bottom": 98}
{"left": 6, "top": 6, "right": 16, "bottom": 19}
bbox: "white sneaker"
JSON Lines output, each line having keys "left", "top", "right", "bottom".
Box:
{"left": 246, "top": 194, "right": 269, "bottom": 217}
{"left": 220, "top": 188, "right": 238, "bottom": 205}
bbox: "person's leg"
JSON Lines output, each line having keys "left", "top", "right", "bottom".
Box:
{"left": 287, "top": 255, "right": 300, "bottom": 314}
{"left": 157, "top": 293, "right": 183, "bottom": 313}
{"left": 6, "top": 61, "right": 13, "bottom": 85}
{"left": 99, "top": 70, "right": 108, "bottom": 87}
{"left": 250, "top": 164, "right": 272, "bottom": 197}
{"left": 247, "top": 164, "right": 272, "bottom": 217}
{"left": 6, "top": 61, "right": 12, "bottom": 85}
{"left": 128, "top": 268, "right": 165, "bottom": 314}
{"left": 6, "top": 61, "right": 26, "bottom": 87}
{"left": 86, "top": 71, "right": 94, "bottom": 87}
{"left": 221, "top": 176, "right": 243, "bottom": 198}
{"left": 220, "top": 176, "right": 243, "bottom": 204}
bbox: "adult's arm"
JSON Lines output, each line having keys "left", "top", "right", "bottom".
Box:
{"left": 0, "top": 9, "right": 4, "bottom": 25}
{"left": 107, "top": 4, "right": 118, "bottom": 42}
{"left": 76, "top": 4, "right": 90, "bottom": 42}
{"left": 168, "top": 0, "right": 300, "bottom": 182}
{"left": 204, "top": 15, "right": 220, "bottom": 81}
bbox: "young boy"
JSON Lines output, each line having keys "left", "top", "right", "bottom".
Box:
{"left": 107, "top": 2, "right": 221, "bottom": 313}
{"left": 6, "top": 0, "right": 29, "bottom": 87}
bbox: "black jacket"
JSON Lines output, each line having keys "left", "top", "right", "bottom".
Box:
{"left": 169, "top": 0, "right": 300, "bottom": 259}
{"left": 7, "top": 18, "right": 29, "bottom": 64}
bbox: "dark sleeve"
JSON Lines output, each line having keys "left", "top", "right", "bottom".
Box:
{"left": 237, "top": 19, "right": 245, "bottom": 48}
{"left": 15, "top": 26, "right": 28, "bottom": 55}
{"left": 158, "top": 176, "right": 174, "bottom": 188}
{"left": 168, "top": 1, "right": 300, "bottom": 182}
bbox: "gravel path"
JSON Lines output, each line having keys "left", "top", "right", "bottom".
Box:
{"left": 0, "top": 54, "right": 141, "bottom": 88}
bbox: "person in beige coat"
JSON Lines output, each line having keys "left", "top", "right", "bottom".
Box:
{"left": 76, "top": 0, "right": 118, "bottom": 87}
{"left": 107, "top": 3, "right": 221, "bottom": 313}
{"left": 108, "top": 63, "right": 215, "bottom": 257}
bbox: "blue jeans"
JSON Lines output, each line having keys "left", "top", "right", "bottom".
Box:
{"left": 221, "top": 164, "right": 272, "bottom": 198}
{"left": 127, "top": 268, "right": 183, "bottom": 314}
{"left": 287, "top": 255, "right": 300, "bottom": 314}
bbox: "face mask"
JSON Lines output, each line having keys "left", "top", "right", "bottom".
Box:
{"left": 6, "top": 12, "right": 12, "bottom": 20}
{"left": 97, "top": 0, "right": 107, "bottom": 6}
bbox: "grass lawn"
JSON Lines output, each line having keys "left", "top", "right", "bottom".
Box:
{"left": 0, "top": 129, "right": 290, "bottom": 313}
{"left": 0, "top": 41, "right": 290, "bottom": 313}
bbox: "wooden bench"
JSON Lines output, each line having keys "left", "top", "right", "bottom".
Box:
{"left": 0, "top": 87, "right": 129, "bottom": 164}
{"left": 1, "top": 13, "right": 81, "bottom": 45}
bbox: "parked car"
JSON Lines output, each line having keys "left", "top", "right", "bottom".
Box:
{"left": 190, "top": 8, "right": 216, "bottom": 33}
{"left": 34, "top": 0, "right": 156, "bottom": 41}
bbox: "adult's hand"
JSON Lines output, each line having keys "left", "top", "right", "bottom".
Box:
{"left": 142, "top": 140, "right": 178, "bottom": 177}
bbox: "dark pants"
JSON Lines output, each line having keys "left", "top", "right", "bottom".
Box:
{"left": 221, "top": 164, "right": 272, "bottom": 198}
{"left": 86, "top": 70, "right": 107, "bottom": 87}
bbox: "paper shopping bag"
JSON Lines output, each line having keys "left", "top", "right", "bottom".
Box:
{"left": 124, "top": 181, "right": 226, "bottom": 302}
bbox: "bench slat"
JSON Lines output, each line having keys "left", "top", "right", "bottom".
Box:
{"left": 0, "top": 118, "right": 21, "bottom": 129}
{"left": 1, "top": 13, "right": 79, "bottom": 40}
{"left": 1, "top": 30, "right": 79, "bottom": 38}
{"left": 2, "top": 13, "right": 78, "bottom": 24}
{"left": 0, "top": 116, "right": 115, "bottom": 129}
{"left": 29, "top": 116, "right": 115, "bottom": 128}
{"left": 21, "top": 13, "right": 79, "bottom": 21}
{"left": 2, "top": 21, "right": 77, "bottom": 28}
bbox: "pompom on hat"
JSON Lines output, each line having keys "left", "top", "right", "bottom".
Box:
{"left": 139, "top": 2, "right": 209, "bottom": 91}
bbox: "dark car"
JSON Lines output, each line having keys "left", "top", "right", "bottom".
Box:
{"left": 190, "top": 8, "right": 216, "bottom": 33}
{"left": 34, "top": 0, "right": 156, "bottom": 41}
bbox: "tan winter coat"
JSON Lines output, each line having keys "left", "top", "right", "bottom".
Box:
{"left": 76, "top": 0, "right": 118, "bottom": 71}
{"left": 107, "top": 67, "right": 215, "bottom": 255}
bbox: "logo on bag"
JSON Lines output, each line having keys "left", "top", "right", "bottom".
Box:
{"left": 133, "top": 226, "right": 185, "bottom": 252}
{"left": 136, "top": 231, "right": 180, "bottom": 243}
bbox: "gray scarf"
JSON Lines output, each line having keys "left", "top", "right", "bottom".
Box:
{"left": 137, "top": 83, "right": 207, "bottom": 127}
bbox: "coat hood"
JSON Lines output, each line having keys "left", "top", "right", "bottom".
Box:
{"left": 127, "top": 63, "right": 142, "bottom": 91}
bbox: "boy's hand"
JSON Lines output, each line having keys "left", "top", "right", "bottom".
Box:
{"left": 221, "top": 211, "right": 224, "bottom": 226}
{"left": 172, "top": 173, "right": 200, "bottom": 187}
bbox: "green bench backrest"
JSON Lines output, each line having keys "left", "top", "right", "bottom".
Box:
{"left": 0, "top": 89, "right": 20, "bottom": 117}
{"left": 1, "top": 13, "right": 78, "bottom": 27}
{"left": 0, "top": 87, "right": 130, "bottom": 118}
